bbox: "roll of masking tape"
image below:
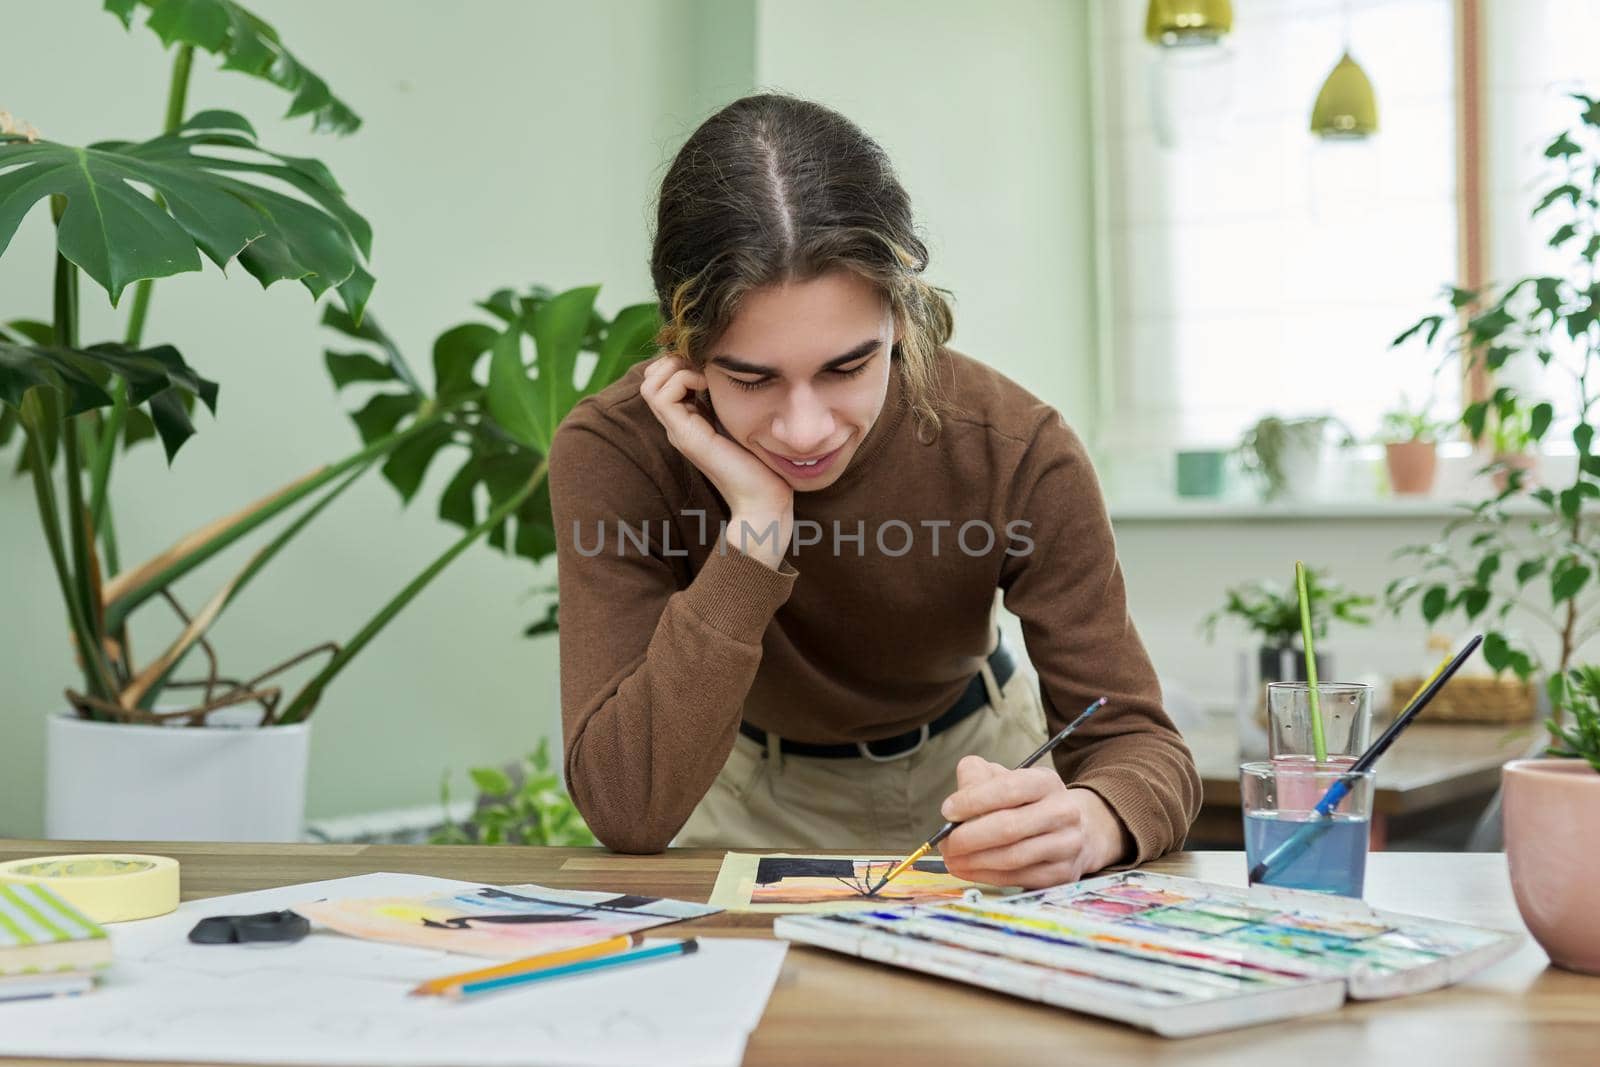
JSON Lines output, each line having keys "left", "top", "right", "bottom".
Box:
{"left": 0, "top": 854, "right": 180, "bottom": 923}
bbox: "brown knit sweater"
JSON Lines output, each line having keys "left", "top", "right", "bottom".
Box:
{"left": 547, "top": 349, "right": 1200, "bottom": 855}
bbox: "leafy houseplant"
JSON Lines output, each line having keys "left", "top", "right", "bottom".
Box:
{"left": 1202, "top": 566, "right": 1375, "bottom": 684}
{"left": 1386, "top": 93, "right": 1600, "bottom": 715}
{"left": 318, "top": 283, "right": 660, "bottom": 649}
{"left": 3, "top": 1, "right": 657, "bottom": 840}
{"left": 2, "top": 1, "right": 371, "bottom": 728}
{"left": 1543, "top": 664, "right": 1600, "bottom": 770}
{"left": 1236, "top": 415, "right": 1353, "bottom": 502}
{"left": 1390, "top": 94, "right": 1600, "bottom": 895}
{"left": 430, "top": 740, "right": 595, "bottom": 847}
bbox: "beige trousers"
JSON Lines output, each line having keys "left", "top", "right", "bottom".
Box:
{"left": 675, "top": 660, "right": 1050, "bottom": 851}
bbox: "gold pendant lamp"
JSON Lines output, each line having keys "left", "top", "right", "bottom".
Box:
{"left": 1311, "top": 51, "right": 1379, "bottom": 139}
{"left": 1144, "top": 0, "right": 1233, "bottom": 47}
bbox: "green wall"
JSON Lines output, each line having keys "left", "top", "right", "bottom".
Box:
{"left": 755, "top": 0, "right": 1100, "bottom": 430}
{"left": 0, "top": 0, "right": 1097, "bottom": 836}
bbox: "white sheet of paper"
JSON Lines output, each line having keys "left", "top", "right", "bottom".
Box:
{"left": 0, "top": 872, "right": 786, "bottom": 1067}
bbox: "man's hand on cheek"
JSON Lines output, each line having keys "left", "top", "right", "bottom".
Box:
{"left": 936, "top": 756, "right": 1132, "bottom": 890}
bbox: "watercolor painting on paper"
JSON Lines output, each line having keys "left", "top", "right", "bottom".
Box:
{"left": 294, "top": 883, "right": 719, "bottom": 958}
{"left": 708, "top": 853, "right": 995, "bottom": 913}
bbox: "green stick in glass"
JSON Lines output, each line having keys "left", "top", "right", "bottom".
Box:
{"left": 1295, "top": 560, "right": 1328, "bottom": 761}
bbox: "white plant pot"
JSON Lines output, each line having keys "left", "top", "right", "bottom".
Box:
{"left": 1275, "top": 442, "right": 1326, "bottom": 501}
{"left": 45, "top": 711, "right": 310, "bottom": 843}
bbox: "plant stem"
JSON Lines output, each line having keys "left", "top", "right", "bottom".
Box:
{"left": 94, "top": 44, "right": 197, "bottom": 569}
{"left": 103, "top": 411, "right": 449, "bottom": 632}
{"left": 19, "top": 396, "right": 114, "bottom": 704}
{"left": 88, "top": 382, "right": 126, "bottom": 538}
{"left": 50, "top": 250, "right": 118, "bottom": 703}
{"left": 132, "top": 459, "right": 376, "bottom": 712}
{"left": 276, "top": 457, "right": 550, "bottom": 724}
{"left": 163, "top": 44, "right": 194, "bottom": 133}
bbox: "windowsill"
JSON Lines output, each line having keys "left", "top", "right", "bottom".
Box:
{"left": 1109, "top": 495, "right": 1569, "bottom": 523}
{"left": 1102, "top": 450, "right": 1582, "bottom": 524}
{"left": 1110, "top": 497, "right": 1514, "bottom": 522}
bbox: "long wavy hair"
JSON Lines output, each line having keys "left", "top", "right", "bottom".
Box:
{"left": 650, "top": 93, "right": 953, "bottom": 435}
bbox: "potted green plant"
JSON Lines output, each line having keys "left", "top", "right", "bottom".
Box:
{"left": 1377, "top": 395, "right": 1450, "bottom": 495}
{"left": 1487, "top": 402, "right": 1540, "bottom": 493}
{"left": 430, "top": 739, "right": 595, "bottom": 847}
{"left": 1387, "top": 92, "right": 1600, "bottom": 716}
{"left": 1503, "top": 664, "right": 1600, "bottom": 974}
{"left": 1236, "top": 414, "right": 1353, "bottom": 502}
{"left": 1202, "top": 566, "right": 1376, "bottom": 685}
{"left": 3, "top": 3, "right": 657, "bottom": 841}
{"left": 2, "top": 2, "right": 367, "bottom": 841}
{"left": 1388, "top": 94, "right": 1600, "bottom": 857}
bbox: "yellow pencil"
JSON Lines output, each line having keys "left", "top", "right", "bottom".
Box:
{"left": 409, "top": 933, "right": 642, "bottom": 996}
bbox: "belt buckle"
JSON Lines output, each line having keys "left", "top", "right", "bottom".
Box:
{"left": 856, "top": 723, "right": 930, "bottom": 763}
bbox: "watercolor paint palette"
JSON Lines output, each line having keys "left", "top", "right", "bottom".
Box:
{"left": 773, "top": 871, "right": 1520, "bottom": 1037}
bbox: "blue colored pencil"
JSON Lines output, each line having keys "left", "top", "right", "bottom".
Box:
{"left": 452, "top": 938, "right": 698, "bottom": 997}
{"left": 1248, "top": 634, "right": 1483, "bottom": 886}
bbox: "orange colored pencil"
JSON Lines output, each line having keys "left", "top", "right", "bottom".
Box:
{"left": 409, "top": 933, "right": 642, "bottom": 996}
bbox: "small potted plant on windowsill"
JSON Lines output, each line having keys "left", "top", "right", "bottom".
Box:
{"left": 1236, "top": 414, "right": 1354, "bottom": 502}
{"left": 1488, "top": 404, "right": 1541, "bottom": 494}
{"left": 1503, "top": 664, "right": 1600, "bottom": 974}
{"left": 1378, "top": 396, "right": 1450, "bottom": 496}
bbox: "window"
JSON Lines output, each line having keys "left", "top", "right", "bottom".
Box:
{"left": 1482, "top": 0, "right": 1600, "bottom": 434}
{"left": 1092, "top": 0, "right": 1461, "bottom": 469}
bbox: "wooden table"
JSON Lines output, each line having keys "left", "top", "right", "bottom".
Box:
{"left": 1, "top": 840, "right": 1592, "bottom": 1066}
{"left": 1188, "top": 715, "right": 1533, "bottom": 846}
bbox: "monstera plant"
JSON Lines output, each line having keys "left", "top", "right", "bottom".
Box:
{"left": 1, "top": 1, "right": 370, "bottom": 727}
{"left": 320, "top": 284, "right": 661, "bottom": 652}
{"left": 2, "top": 2, "right": 658, "bottom": 732}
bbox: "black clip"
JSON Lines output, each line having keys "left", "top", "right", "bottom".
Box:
{"left": 188, "top": 909, "right": 310, "bottom": 945}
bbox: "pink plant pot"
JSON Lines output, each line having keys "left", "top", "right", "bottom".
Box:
{"left": 1491, "top": 451, "right": 1538, "bottom": 493}
{"left": 1503, "top": 758, "right": 1600, "bottom": 974}
{"left": 1385, "top": 440, "right": 1437, "bottom": 495}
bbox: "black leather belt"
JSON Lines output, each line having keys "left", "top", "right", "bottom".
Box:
{"left": 738, "top": 637, "right": 1016, "bottom": 760}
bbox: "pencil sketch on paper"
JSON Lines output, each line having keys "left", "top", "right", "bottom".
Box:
{"left": 708, "top": 853, "right": 992, "bottom": 913}
{"left": 294, "top": 883, "right": 719, "bottom": 959}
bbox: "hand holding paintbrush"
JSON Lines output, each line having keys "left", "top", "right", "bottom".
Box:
{"left": 867, "top": 697, "right": 1108, "bottom": 897}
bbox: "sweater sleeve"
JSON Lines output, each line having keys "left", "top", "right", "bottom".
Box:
{"left": 998, "top": 412, "right": 1201, "bottom": 863}
{"left": 547, "top": 408, "right": 796, "bottom": 853}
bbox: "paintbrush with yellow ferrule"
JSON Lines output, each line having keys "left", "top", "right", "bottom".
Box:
{"left": 866, "top": 697, "right": 1108, "bottom": 897}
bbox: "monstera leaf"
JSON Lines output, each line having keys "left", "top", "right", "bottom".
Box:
{"left": 104, "top": 0, "right": 360, "bottom": 135}
{"left": 322, "top": 284, "right": 660, "bottom": 568}
{"left": 0, "top": 338, "right": 218, "bottom": 462}
{"left": 0, "top": 110, "right": 371, "bottom": 317}
{"left": 486, "top": 285, "right": 659, "bottom": 453}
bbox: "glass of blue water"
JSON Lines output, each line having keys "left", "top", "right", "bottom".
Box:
{"left": 1240, "top": 760, "right": 1376, "bottom": 898}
